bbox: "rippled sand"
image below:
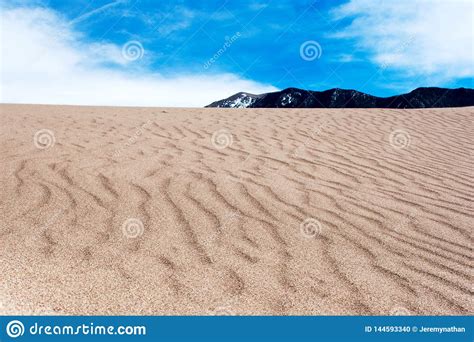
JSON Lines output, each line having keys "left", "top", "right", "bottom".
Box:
{"left": 0, "top": 104, "right": 472, "bottom": 315}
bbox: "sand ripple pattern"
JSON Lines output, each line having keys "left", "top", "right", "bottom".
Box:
{"left": 0, "top": 104, "right": 472, "bottom": 315}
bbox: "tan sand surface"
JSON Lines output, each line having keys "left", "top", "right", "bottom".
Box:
{"left": 0, "top": 104, "right": 472, "bottom": 315}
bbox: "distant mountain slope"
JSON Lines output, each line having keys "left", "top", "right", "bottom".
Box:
{"left": 206, "top": 92, "right": 264, "bottom": 108}
{"left": 205, "top": 87, "right": 474, "bottom": 108}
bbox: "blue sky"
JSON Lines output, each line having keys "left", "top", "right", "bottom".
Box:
{"left": 1, "top": 0, "right": 473, "bottom": 106}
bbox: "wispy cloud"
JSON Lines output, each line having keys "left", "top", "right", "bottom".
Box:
{"left": 331, "top": 0, "right": 474, "bottom": 82}
{"left": 0, "top": 5, "right": 276, "bottom": 106}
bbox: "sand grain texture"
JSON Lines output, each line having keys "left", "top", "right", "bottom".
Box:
{"left": 0, "top": 104, "right": 472, "bottom": 315}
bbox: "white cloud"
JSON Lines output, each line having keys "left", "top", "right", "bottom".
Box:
{"left": 0, "top": 6, "right": 276, "bottom": 107}
{"left": 332, "top": 0, "right": 474, "bottom": 81}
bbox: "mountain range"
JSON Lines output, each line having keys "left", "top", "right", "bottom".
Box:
{"left": 205, "top": 87, "right": 474, "bottom": 108}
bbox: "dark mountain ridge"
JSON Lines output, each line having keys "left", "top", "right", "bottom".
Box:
{"left": 206, "top": 87, "right": 474, "bottom": 108}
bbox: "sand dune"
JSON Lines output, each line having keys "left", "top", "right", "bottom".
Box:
{"left": 0, "top": 104, "right": 472, "bottom": 315}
